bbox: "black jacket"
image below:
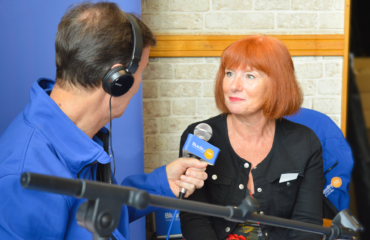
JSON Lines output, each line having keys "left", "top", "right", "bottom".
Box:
{"left": 179, "top": 115, "right": 324, "bottom": 240}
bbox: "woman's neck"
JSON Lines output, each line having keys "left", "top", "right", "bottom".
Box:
{"left": 227, "top": 111, "right": 275, "bottom": 143}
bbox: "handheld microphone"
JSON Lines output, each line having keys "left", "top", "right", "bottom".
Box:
{"left": 179, "top": 123, "right": 220, "bottom": 199}
{"left": 183, "top": 123, "right": 212, "bottom": 159}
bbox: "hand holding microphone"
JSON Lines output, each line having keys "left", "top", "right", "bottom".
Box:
{"left": 166, "top": 158, "right": 208, "bottom": 199}
{"left": 166, "top": 123, "right": 220, "bottom": 199}
{"left": 179, "top": 123, "right": 220, "bottom": 199}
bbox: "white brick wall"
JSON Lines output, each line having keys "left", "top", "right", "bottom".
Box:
{"left": 142, "top": 0, "right": 345, "bottom": 35}
{"left": 141, "top": 0, "right": 346, "bottom": 172}
{"left": 293, "top": 56, "right": 343, "bottom": 119}
{"left": 142, "top": 56, "right": 343, "bottom": 172}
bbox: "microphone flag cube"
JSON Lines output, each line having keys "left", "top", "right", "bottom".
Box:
{"left": 182, "top": 133, "right": 220, "bottom": 165}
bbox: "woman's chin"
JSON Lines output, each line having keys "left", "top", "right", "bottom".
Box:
{"left": 229, "top": 110, "right": 247, "bottom": 116}
{"left": 227, "top": 106, "right": 247, "bottom": 115}
{"left": 228, "top": 108, "right": 263, "bottom": 118}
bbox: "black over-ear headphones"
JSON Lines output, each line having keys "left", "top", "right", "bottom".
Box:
{"left": 102, "top": 14, "right": 143, "bottom": 97}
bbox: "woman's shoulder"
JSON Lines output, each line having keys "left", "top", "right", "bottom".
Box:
{"left": 278, "top": 118, "right": 321, "bottom": 146}
{"left": 279, "top": 117, "right": 315, "bottom": 133}
{"left": 274, "top": 118, "right": 323, "bottom": 171}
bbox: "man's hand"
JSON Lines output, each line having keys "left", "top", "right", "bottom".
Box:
{"left": 166, "top": 158, "right": 208, "bottom": 198}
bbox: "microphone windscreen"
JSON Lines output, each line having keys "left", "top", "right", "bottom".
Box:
{"left": 194, "top": 123, "right": 212, "bottom": 142}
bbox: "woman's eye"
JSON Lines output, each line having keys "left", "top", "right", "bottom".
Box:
{"left": 226, "top": 71, "right": 234, "bottom": 77}
{"left": 247, "top": 74, "right": 255, "bottom": 79}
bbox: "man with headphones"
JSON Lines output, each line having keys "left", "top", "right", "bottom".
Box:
{"left": 0, "top": 2, "right": 207, "bottom": 240}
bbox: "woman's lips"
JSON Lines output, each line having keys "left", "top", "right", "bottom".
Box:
{"left": 229, "top": 97, "right": 244, "bottom": 102}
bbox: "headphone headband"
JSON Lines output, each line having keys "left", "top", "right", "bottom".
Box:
{"left": 125, "top": 14, "right": 143, "bottom": 74}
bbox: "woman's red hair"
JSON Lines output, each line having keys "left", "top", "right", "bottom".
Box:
{"left": 215, "top": 35, "right": 302, "bottom": 119}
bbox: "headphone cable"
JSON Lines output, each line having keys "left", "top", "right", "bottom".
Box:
{"left": 109, "top": 96, "right": 116, "bottom": 183}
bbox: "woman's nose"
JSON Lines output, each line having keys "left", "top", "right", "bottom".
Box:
{"left": 230, "top": 76, "right": 243, "bottom": 92}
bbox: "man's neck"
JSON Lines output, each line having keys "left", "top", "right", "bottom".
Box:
{"left": 50, "top": 83, "right": 110, "bottom": 138}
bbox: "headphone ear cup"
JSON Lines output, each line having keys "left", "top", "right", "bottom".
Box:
{"left": 102, "top": 66, "right": 134, "bottom": 97}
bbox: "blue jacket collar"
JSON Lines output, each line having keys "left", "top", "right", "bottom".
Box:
{"left": 23, "top": 78, "right": 111, "bottom": 175}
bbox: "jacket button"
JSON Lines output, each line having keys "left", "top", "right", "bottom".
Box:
{"left": 244, "top": 163, "right": 250, "bottom": 168}
{"left": 212, "top": 174, "right": 217, "bottom": 180}
{"left": 287, "top": 182, "right": 291, "bottom": 186}
{"left": 257, "top": 188, "right": 262, "bottom": 192}
{"left": 253, "top": 166, "right": 257, "bottom": 170}
{"left": 225, "top": 227, "right": 230, "bottom": 232}
{"left": 265, "top": 232, "right": 268, "bottom": 236}
{"left": 260, "top": 211, "right": 264, "bottom": 215}
{"left": 239, "top": 184, "right": 244, "bottom": 190}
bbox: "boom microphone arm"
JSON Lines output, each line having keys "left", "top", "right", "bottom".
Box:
{"left": 21, "top": 172, "right": 362, "bottom": 240}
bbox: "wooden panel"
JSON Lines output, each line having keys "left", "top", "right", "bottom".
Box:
{"left": 353, "top": 58, "right": 370, "bottom": 72}
{"left": 341, "top": 0, "right": 351, "bottom": 136}
{"left": 353, "top": 58, "right": 370, "bottom": 92}
{"left": 364, "top": 110, "right": 370, "bottom": 129}
{"left": 355, "top": 77, "right": 370, "bottom": 92}
{"left": 150, "top": 35, "right": 345, "bottom": 57}
{"left": 360, "top": 93, "right": 370, "bottom": 111}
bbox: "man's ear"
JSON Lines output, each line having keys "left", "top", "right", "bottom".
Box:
{"left": 102, "top": 63, "right": 134, "bottom": 97}
{"left": 110, "top": 63, "right": 123, "bottom": 69}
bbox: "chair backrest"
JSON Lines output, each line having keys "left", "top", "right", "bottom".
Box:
{"left": 285, "top": 108, "right": 354, "bottom": 218}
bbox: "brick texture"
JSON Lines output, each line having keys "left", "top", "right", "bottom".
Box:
{"left": 277, "top": 13, "right": 318, "bottom": 29}
{"left": 212, "top": 0, "right": 253, "bottom": 11}
{"left": 170, "top": 0, "right": 209, "bottom": 12}
{"left": 255, "top": 0, "right": 290, "bottom": 10}
{"left": 292, "top": 0, "right": 335, "bottom": 11}
{"left": 141, "top": 0, "right": 344, "bottom": 35}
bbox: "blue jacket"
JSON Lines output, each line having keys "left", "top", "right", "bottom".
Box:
{"left": 285, "top": 108, "right": 354, "bottom": 211}
{"left": 0, "top": 78, "right": 175, "bottom": 239}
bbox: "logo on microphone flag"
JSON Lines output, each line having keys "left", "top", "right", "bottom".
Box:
{"left": 182, "top": 133, "right": 220, "bottom": 165}
{"left": 204, "top": 149, "right": 214, "bottom": 159}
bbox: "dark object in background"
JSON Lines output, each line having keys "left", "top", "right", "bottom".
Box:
{"left": 346, "top": 61, "right": 370, "bottom": 240}
{"left": 146, "top": 212, "right": 157, "bottom": 240}
{"left": 323, "top": 196, "right": 339, "bottom": 219}
{"left": 350, "top": 1, "right": 370, "bottom": 56}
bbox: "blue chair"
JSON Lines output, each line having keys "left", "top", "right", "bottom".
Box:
{"left": 285, "top": 108, "right": 354, "bottom": 218}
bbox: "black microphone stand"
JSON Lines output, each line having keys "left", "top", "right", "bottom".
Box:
{"left": 21, "top": 172, "right": 150, "bottom": 240}
{"left": 21, "top": 172, "right": 362, "bottom": 240}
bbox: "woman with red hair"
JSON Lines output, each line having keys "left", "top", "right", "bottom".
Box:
{"left": 179, "top": 35, "right": 323, "bottom": 240}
